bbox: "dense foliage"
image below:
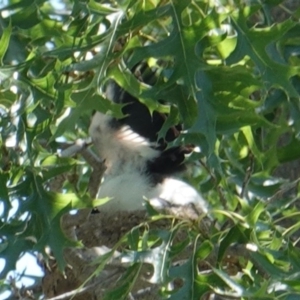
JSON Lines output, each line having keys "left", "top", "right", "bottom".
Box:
{"left": 1, "top": 0, "right": 300, "bottom": 299}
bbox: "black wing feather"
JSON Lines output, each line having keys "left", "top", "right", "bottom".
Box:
{"left": 106, "top": 64, "right": 189, "bottom": 179}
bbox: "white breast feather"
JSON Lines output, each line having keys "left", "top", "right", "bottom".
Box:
{"left": 150, "top": 178, "right": 208, "bottom": 213}
{"left": 89, "top": 112, "right": 159, "bottom": 174}
{"left": 97, "top": 174, "right": 208, "bottom": 215}
{"left": 97, "top": 172, "right": 160, "bottom": 212}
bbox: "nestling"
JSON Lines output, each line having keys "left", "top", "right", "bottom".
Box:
{"left": 89, "top": 64, "right": 208, "bottom": 217}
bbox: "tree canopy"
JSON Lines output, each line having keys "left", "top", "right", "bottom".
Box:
{"left": 1, "top": 0, "right": 300, "bottom": 299}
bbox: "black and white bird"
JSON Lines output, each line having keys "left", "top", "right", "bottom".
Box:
{"left": 89, "top": 64, "right": 208, "bottom": 217}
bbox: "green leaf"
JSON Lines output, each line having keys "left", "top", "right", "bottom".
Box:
{"left": 212, "top": 268, "right": 247, "bottom": 297}
{"left": 218, "top": 225, "right": 251, "bottom": 263}
{"left": 250, "top": 251, "right": 287, "bottom": 278}
{"left": 189, "top": 70, "right": 216, "bottom": 154}
{"left": 103, "top": 264, "right": 142, "bottom": 300}
{"left": 16, "top": 173, "right": 83, "bottom": 270}
{"left": 0, "top": 22, "right": 11, "bottom": 64}
{"left": 120, "top": 229, "right": 173, "bottom": 284}
{"left": 0, "top": 172, "right": 10, "bottom": 218}
{"left": 227, "top": 10, "right": 299, "bottom": 97}
{"left": 168, "top": 235, "right": 202, "bottom": 300}
{"left": 245, "top": 201, "right": 266, "bottom": 227}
